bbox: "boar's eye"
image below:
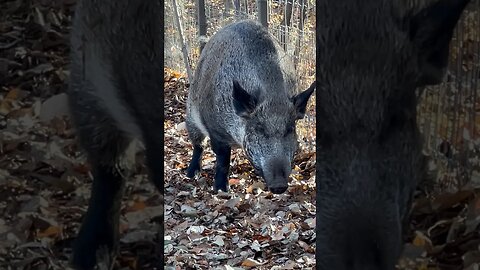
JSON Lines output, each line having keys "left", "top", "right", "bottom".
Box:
{"left": 284, "top": 125, "right": 295, "bottom": 137}
{"left": 256, "top": 125, "right": 267, "bottom": 134}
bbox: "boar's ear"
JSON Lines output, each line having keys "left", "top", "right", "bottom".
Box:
{"left": 232, "top": 80, "right": 259, "bottom": 118}
{"left": 292, "top": 81, "right": 315, "bottom": 120}
{"left": 409, "top": 0, "right": 470, "bottom": 86}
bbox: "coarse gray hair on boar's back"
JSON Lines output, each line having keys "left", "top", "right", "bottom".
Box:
{"left": 67, "top": 0, "right": 163, "bottom": 269}
{"left": 185, "top": 19, "right": 315, "bottom": 195}
{"left": 316, "top": 0, "right": 470, "bottom": 269}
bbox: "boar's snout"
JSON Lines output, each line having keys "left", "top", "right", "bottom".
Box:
{"left": 263, "top": 157, "right": 290, "bottom": 194}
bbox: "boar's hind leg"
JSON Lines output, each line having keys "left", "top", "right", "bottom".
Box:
{"left": 210, "top": 137, "right": 231, "bottom": 192}
{"left": 70, "top": 104, "right": 131, "bottom": 269}
{"left": 186, "top": 120, "right": 205, "bottom": 178}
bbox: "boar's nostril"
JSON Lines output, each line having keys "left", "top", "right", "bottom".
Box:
{"left": 269, "top": 186, "right": 288, "bottom": 194}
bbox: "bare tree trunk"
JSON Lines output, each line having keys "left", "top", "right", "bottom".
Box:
{"left": 196, "top": 0, "right": 207, "bottom": 53}
{"left": 171, "top": 0, "right": 193, "bottom": 79}
{"left": 257, "top": 0, "right": 268, "bottom": 27}
{"left": 293, "top": 0, "right": 307, "bottom": 68}
{"left": 244, "top": 0, "right": 249, "bottom": 16}
{"left": 233, "top": 0, "right": 241, "bottom": 17}
{"left": 280, "top": 0, "right": 294, "bottom": 51}
{"left": 224, "top": 0, "right": 232, "bottom": 17}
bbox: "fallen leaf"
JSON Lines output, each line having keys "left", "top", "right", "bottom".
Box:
{"left": 39, "top": 93, "right": 70, "bottom": 123}
{"left": 224, "top": 197, "right": 240, "bottom": 209}
{"left": 187, "top": 225, "right": 206, "bottom": 234}
{"left": 246, "top": 181, "right": 265, "bottom": 193}
{"left": 229, "top": 178, "right": 240, "bottom": 185}
{"left": 250, "top": 240, "right": 261, "bottom": 252}
{"left": 37, "top": 226, "right": 62, "bottom": 238}
{"left": 213, "top": 235, "right": 225, "bottom": 246}
{"left": 25, "top": 63, "right": 54, "bottom": 75}
{"left": 126, "top": 201, "right": 147, "bottom": 212}
{"left": 431, "top": 190, "right": 474, "bottom": 211}
{"left": 288, "top": 203, "right": 301, "bottom": 214}
{"left": 241, "top": 258, "right": 264, "bottom": 267}
{"left": 304, "top": 218, "right": 315, "bottom": 228}
{"left": 120, "top": 230, "right": 156, "bottom": 244}
{"left": 176, "top": 121, "right": 186, "bottom": 131}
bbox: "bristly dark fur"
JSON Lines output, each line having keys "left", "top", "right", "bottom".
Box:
{"left": 316, "top": 0, "right": 470, "bottom": 269}
{"left": 68, "top": 1, "right": 163, "bottom": 269}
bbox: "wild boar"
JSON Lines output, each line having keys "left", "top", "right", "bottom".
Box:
{"left": 185, "top": 20, "right": 315, "bottom": 194}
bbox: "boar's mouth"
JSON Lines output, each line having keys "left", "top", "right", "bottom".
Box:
{"left": 254, "top": 166, "right": 290, "bottom": 194}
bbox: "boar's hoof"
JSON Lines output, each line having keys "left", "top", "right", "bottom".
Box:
{"left": 95, "top": 245, "right": 116, "bottom": 270}
{"left": 71, "top": 244, "right": 115, "bottom": 270}
{"left": 214, "top": 183, "right": 228, "bottom": 193}
{"left": 269, "top": 186, "right": 288, "bottom": 194}
{"left": 214, "top": 187, "right": 228, "bottom": 193}
{"left": 186, "top": 159, "right": 202, "bottom": 178}
{"left": 186, "top": 166, "right": 199, "bottom": 178}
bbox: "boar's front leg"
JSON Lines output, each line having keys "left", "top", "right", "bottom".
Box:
{"left": 210, "top": 137, "right": 231, "bottom": 192}
{"left": 69, "top": 100, "right": 131, "bottom": 270}
{"left": 73, "top": 161, "right": 127, "bottom": 269}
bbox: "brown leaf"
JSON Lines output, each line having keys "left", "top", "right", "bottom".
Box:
{"left": 7, "top": 107, "right": 33, "bottom": 118}
{"left": 37, "top": 226, "right": 61, "bottom": 238}
{"left": 246, "top": 181, "right": 265, "bottom": 193}
{"left": 412, "top": 231, "right": 432, "bottom": 252}
{"left": 431, "top": 190, "right": 474, "bottom": 212}
{"left": 4, "top": 88, "right": 21, "bottom": 100}
{"left": 241, "top": 258, "right": 264, "bottom": 267}
{"left": 72, "top": 163, "right": 91, "bottom": 174}
{"left": 119, "top": 256, "right": 137, "bottom": 270}
{"left": 126, "top": 201, "right": 147, "bottom": 212}
{"left": 33, "top": 216, "right": 58, "bottom": 231}
{"left": 0, "top": 100, "right": 13, "bottom": 115}
{"left": 229, "top": 178, "right": 240, "bottom": 185}
{"left": 252, "top": 235, "right": 271, "bottom": 242}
